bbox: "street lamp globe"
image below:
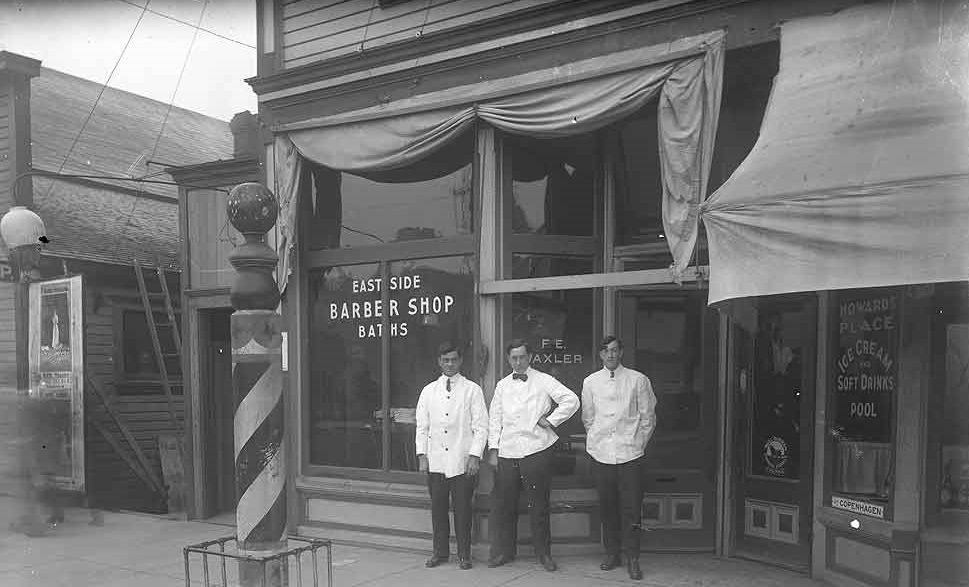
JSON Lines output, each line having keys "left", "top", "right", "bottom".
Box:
{"left": 0, "top": 206, "right": 47, "bottom": 280}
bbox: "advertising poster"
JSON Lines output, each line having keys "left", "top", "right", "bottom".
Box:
{"left": 28, "top": 276, "right": 85, "bottom": 491}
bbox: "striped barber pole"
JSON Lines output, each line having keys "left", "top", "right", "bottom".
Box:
{"left": 225, "top": 182, "right": 286, "bottom": 586}
{"left": 232, "top": 310, "right": 285, "bottom": 553}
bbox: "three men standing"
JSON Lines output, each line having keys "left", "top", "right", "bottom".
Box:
{"left": 415, "top": 342, "right": 489, "bottom": 570}
{"left": 582, "top": 336, "right": 657, "bottom": 580}
{"left": 487, "top": 339, "right": 580, "bottom": 572}
{"left": 416, "top": 335, "right": 655, "bottom": 577}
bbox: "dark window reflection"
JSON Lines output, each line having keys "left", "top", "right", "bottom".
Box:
{"left": 305, "top": 132, "right": 474, "bottom": 249}
{"left": 508, "top": 290, "right": 594, "bottom": 480}
{"left": 507, "top": 134, "right": 596, "bottom": 237}
{"left": 388, "top": 257, "right": 475, "bottom": 471}
{"left": 308, "top": 263, "right": 383, "bottom": 469}
{"left": 511, "top": 254, "right": 594, "bottom": 279}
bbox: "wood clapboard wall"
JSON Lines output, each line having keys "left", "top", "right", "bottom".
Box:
{"left": 280, "top": 0, "right": 561, "bottom": 68}
{"left": 84, "top": 283, "right": 186, "bottom": 513}
{"left": 0, "top": 84, "right": 11, "bottom": 210}
{"left": 185, "top": 188, "right": 239, "bottom": 291}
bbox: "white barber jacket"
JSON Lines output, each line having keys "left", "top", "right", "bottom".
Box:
{"left": 415, "top": 373, "right": 488, "bottom": 478}
{"left": 581, "top": 365, "right": 657, "bottom": 465}
{"left": 488, "top": 367, "right": 580, "bottom": 459}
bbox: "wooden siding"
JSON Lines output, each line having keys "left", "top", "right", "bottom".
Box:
{"left": 280, "top": 0, "right": 559, "bottom": 68}
{"left": 186, "top": 188, "right": 239, "bottom": 290}
{"left": 84, "top": 281, "right": 187, "bottom": 512}
{"left": 0, "top": 282, "right": 18, "bottom": 497}
{"left": 0, "top": 86, "right": 11, "bottom": 214}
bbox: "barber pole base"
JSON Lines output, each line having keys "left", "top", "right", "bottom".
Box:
{"left": 232, "top": 310, "right": 287, "bottom": 586}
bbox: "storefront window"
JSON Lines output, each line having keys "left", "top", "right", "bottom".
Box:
{"left": 307, "top": 263, "right": 383, "bottom": 469}
{"left": 827, "top": 287, "right": 899, "bottom": 520}
{"left": 305, "top": 132, "right": 473, "bottom": 249}
{"left": 507, "top": 134, "right": 596, "bottom": 237}
{"left": 506, "top": 289, "right": 595, "bottom": 481}
{"left": 929, "top": 282, "right": 969, "bottom": 519}
{"left": 388, "top": 256, "right": 475, "bottom": 471}
{"left": 511, "top": 254, "right": 594, "bottom": 279}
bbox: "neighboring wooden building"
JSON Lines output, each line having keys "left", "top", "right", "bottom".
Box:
{"left": 180, "top": 3, "right": 967, "bottom": 587}
{"left": 0, "top": 51, "right": 232, "bottom": 513}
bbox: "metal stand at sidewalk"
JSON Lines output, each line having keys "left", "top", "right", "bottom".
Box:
{"left": 183, "top": 535, "right": 332, "bottom": 587}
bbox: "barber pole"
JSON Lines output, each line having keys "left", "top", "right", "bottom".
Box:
{"left": 227, "top": 182, "right": 288, "bottom": 586}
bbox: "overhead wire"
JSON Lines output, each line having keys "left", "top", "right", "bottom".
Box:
{"left": 115, "top": 0, "right": 210, "bottom": 265}
{"left": 114, "top": 0, "right": 256, "bottom": 49}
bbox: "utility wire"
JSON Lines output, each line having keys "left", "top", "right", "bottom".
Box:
{"left": 51, "top": 2, "right": 149, "bottom": 180}
{"left": 114, "top": 0, "right": 256, "bottom": 49}
{"left": 119, "top": 0, "right": 208, "bottom": 264}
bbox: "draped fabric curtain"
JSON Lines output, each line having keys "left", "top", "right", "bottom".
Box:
{"left": 275, "top": 31, "right": 724, "bottom": 293}
{"left": 701, "top": 3, "right": 969, "bottom": 304}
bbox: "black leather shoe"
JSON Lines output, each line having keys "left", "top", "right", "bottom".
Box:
{"left": 600, "top": 554, "right": 621, "bottom": 570}
{"left": 459, "top": 558, "right": 473, "bottom": 570}
{"left": 627, "top": 559, "right": 643, "bottom": 580}
{"left": 539, "top": 555, "right": 557, "bottom": 572}
{"left": 425, "top": 555, "right": 448, "bottom": 568}
{"left": 487, "top": 555, "right": 511, "bottom": 568}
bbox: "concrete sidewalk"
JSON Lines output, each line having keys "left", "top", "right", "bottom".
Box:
{"left": 0, "top": 497, "right": 826, "bottom": 587}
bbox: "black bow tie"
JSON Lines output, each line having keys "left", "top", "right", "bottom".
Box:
{"left": 513, "top": 373, "right": 528, "bottom": 382}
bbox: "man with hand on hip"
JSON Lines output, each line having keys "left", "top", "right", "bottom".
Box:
{"left": 487, "top": 339, "right": 579, "bottom": 572}
{"left": 582, "top": 335, "right": 657, "bottom": 580}
{"left": 416, "top": 342, "right": 488, "bottom": 570}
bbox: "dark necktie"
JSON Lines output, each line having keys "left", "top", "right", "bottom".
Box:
{"left": 513, "top": 373, "right": 528, "bottom": 382}
{"left": 446, "top": 378, "right": 451, "bottom": 392}
{"left": 610, "top": 370, "right": 615, "bottom": 378}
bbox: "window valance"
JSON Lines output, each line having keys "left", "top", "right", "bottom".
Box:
{"left": 274, "top": 30, "right": 725, "bottom": 292}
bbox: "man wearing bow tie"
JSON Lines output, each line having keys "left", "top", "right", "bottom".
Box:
{"left": 416, "top": 342, "right": 488, "bottom": 570}
{"left": 486, "top": 339, "right": 579, "bottom": 572}
{"left": 582, "top": 336, "right": 657, "bottom": 580}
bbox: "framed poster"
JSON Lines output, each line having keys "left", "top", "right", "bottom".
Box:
{"left": 28, "top": 275, "right": 84, "bottom": 491}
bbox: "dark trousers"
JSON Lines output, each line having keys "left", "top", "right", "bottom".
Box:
{"left": 595, "top": 456, "right": 644, "bottom": 560}
{"left": 427, "top": 472, "right": 475, "bottom": 560}
{"left": 489, "top": 446, "right": 553, "bottom": 559}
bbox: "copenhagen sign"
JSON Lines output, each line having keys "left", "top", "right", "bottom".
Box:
{"left": 831, "top": 495, "right": 885, "bottom": 519}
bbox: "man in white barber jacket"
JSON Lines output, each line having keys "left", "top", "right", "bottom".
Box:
{"left": 416, "top": 341, "right": 488, "bottom": 570}
{"left": 582, "top": 335, "right": 657, "bottom": 581}
{"left": 487, "top": 338, "right": 580, "bottom": 572}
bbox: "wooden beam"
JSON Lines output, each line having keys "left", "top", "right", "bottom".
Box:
{"left": 480, "top": 265, "right": 709, "bottom": 294}
{"left": 87, "top": 375, "right": 166, "bottom": 494}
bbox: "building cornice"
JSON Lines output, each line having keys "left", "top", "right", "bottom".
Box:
{"left": 0, "top": 51, "right": 41, "bottom": 78}
{"left": 167, "top": 156, "right": 261, "bottom": 188}
{"left": 249, "top": 0, "right": 721, "bottom": 104}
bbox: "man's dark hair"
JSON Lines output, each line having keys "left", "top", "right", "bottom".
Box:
{"left": 438, "top": 341, "right": 462, "bottom": 358}
{"left": 599, "top": 335, "right": 623, "bottom": 352}
{"left": 505, "top": 338, "right": 533, "bottom": 356}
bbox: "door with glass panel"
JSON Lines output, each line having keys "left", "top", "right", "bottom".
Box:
{"left": 731, "top": 296, "right": 815, "bottom": 571}
{"left": 616, "top": 289, "right": 719, "bottom": 550}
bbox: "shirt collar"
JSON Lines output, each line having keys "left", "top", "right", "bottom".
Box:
{"left": 440, "top": 373, "right": 463, "bottom": 384}
{"left": 603, "top": 364, "right": 626, "bottom": 378}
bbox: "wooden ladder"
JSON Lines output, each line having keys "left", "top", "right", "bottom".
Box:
{"left": 133, "top": 259, "right": 182, "bottom": 432}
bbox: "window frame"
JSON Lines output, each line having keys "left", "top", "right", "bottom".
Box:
{"left": 113, "top": 304, "right": 184, "bottom": 395}
{"left": 300, "top": 131, "right": 481, "bottom": 479}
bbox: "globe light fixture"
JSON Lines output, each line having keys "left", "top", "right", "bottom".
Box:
{"left": 0, "top": 205, "right": 48, "bottom": 281}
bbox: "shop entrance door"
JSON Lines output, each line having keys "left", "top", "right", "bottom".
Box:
{"left": 729, "top": 296, "right": 816, "bottom": 571}
{"left": 616, "top": 289, "right": 719, "bottom": 551}
{"left": 200, "top": 308, "right": 235, "bottom": 519}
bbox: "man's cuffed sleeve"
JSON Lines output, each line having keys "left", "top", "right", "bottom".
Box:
{"left": 638, "top": 375, "right": 657, "bottom": 447}
{"left": 415, "top": 385, "right": 430, "bottom": 456}
{"left": 581, "top": 377, "right": 595, "bottom": 432}
{"left": 487, "top": 384, "right": 504, "bottom": 451}
{"left": 469, "top": 384, "right": 488, "bottom": 457}
{"left": 546, "top": 378, "right": 579, "bottom": 428}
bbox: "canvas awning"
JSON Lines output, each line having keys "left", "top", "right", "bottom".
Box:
{"left": 701, "top": 1, "right": 969, "bottom": 304}
{"left": 274, "top": 31, "right": 725, "bottom": 292}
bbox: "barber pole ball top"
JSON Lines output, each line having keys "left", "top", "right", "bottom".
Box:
{"left": 227, "top": 183, "right": 278, "bottom": 235}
